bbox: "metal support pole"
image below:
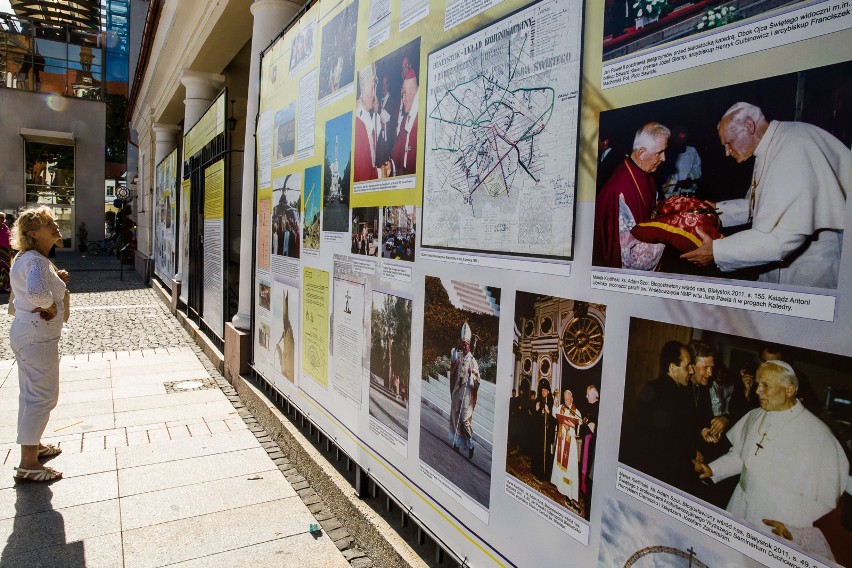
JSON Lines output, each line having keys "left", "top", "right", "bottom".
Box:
{"left": 119, "top": 244, "right": 130, "bottom": 281}
{"left": 354, "top": 464, "right": 369, "bottom": 498}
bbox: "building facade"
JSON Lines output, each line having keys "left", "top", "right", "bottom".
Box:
{"left": 0, "top": 0, "right": 142, "bottom": 249}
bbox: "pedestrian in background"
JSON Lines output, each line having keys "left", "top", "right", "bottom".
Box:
{"left": 9, "top": 206, "right": 70, "bottom": 483}
{"left": 0, "top": 212, "right": 11, "bottom": 293}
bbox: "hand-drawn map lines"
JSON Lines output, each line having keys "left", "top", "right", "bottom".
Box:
{"left": 428, "top": 31, "right": 555, "bottom": 216}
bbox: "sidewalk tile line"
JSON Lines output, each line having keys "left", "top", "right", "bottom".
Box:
{"left": 1, "top": 499, "right": 124, "bottom": 525}
{"left": 117, "top": 444, "right": 272, "bottom": 472}
{"left": 157, "top": 534, "right": 305, "bottom": 567}
{"left": 117, "top": 467, "right": 283, "bottom": 499}
{"left": 115, "top": 450, "right": 128, "bottom": 566}
{"left": 119, "top": 496, "right": 301, "bottom": 537}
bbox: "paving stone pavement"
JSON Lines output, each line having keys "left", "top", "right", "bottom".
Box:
{"left": 0, "top": 252, "right": 191, "bottom": 360}
{"left": 0, "top": 252, "right": 365, "bottom": 567}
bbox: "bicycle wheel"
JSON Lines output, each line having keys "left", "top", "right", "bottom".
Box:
{"left": 87, "top": 242, "right": 100, "bottom": 255}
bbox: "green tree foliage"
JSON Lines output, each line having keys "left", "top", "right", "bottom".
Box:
{"left": 371, "top": 294, "right": 413, "bottom": 391}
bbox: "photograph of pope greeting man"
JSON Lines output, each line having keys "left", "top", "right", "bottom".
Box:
{"left": 619, "top": 317, "right": 852, "bottom": 566}
{"left": 593, "top": 59, "right": 851, "bottom": 290}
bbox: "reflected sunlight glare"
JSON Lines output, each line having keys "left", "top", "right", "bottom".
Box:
{"left": 46, "top": 95, "right": 68, "bottom": 112}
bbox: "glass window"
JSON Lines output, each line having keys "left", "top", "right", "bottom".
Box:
{"left": 24, "top": 141, "right": 76, "bottom": 246}
{"left": 105, "top": 52, "right": 127, "bottom": 82}
{"left": 68, "top": 44, "right": 103, "bottom": 68}
{"left": 1, "top": 21, "right": 104, "bottom": 99}
{"left": 34, "top": 38, "right": 68, "bottom": 60}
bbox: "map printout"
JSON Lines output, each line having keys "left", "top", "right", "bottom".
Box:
{"left": 421, "top": 0, "right": 581, "bottom": 260}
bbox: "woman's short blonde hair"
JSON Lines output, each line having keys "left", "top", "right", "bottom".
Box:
{"left": 11, "top": 205, "right": 55, "bottom": 252}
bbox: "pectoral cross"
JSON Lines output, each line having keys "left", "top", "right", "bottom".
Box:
{"left": 755, "top": 432, "right": 767, "bottom": 455}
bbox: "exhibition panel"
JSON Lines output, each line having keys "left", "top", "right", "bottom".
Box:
{"left": 246, "top": 0, "right": 852, "bottom": 564}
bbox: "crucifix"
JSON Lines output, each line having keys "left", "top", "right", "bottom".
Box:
{"left": 755, "top": 432, "right": 768, "bottom": 455}
{"left": 687, "top": 546, "right": 697, "bottom": 568}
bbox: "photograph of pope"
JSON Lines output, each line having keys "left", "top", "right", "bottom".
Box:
{"left": 593, "top": 60, "right": 851, "bottom": 290}
{"left": 619, "top": 317, "right": 850, "bottom": 565}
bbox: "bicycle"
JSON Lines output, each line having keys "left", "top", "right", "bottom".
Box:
{"left": 86, "top": 237, "right": 116, "bottom": 255}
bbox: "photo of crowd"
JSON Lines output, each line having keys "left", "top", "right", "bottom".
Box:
{"left": 507, "top": 293, "right": 605, "bottom": 521}
{"left": 353, "top": 38, "right": 421, "bottom": 182}
{"left": 619, "top": 317, "right": 852, "bottom": 565}
{"left": 593, "top": 60, "right": 852, "bottom": 290}
{"left": 351, "top": 207, "right": 379, "bottom": 256}
{"left": 271, "top": 175, "right": 301, "bottom": 259}
{"left": 382, "top": 205, "right": 416, "bottom": 262}
{"left": 318, "top": 0, "right": 359, "bottom": 100}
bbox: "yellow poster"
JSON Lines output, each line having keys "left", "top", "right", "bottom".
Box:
{"left": 203, "top": 160, "right": 225, "bottom": 219}
{"left": 302, "top": 266, "right": 330, "bottom": 387}
{"left": 185, "top": 93, "right": 226, "bottom": 161}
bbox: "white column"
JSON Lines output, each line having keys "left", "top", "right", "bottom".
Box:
{"left": 180, "top": 70, "right": 226, "bottom": 133}
{"left": 531, "top": 355, "right": 539, "bottom": 390}
{"left": 176, "top": 71, "right": 224, "bottom": 285}
{"left": 152, "top": 123, "right": 182, "bottom": 164}
{"left": 551, "top": 351, "right": 561, "bottom": 394}
{"left": 232, "top": 0, "right": 300, "bottom": 330}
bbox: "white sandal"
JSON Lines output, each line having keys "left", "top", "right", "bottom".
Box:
{"left": 38, "top": 444, "right": 62, "bottom": 458}
{"left": 13, "top": 466, "right": 62, "bottom": 484}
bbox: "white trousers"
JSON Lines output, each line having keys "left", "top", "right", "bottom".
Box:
{"left": 11, "top": 311, "right": 62, "bottom": 446}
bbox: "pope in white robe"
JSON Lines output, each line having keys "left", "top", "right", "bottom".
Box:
{"left": 699, "top": 361, "right": 848, "bottom": 559}
{"left": 551, "top": 391, "right": 582, "bottom": 503}
{"left": 448, "top": 322, "right": 480, "bottom": 459}
{"left": 683, "top": 103, "right": 850, "bottom": 289}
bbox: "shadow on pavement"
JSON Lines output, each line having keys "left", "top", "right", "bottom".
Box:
{"left": 0, "top": 485, "right": 86, "bottom": 567}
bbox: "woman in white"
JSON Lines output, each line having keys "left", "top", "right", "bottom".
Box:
{"left": 551, "top": 389, "right": 582, "bottom": 505}
{"left": 10, "top": 206, "right": 69, "bottom": 483}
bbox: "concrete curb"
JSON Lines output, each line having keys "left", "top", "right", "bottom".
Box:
{"left": 231, "top": 374, "right": 430, "bottom": 568}
{"left": 150, "top": 278, "right": 428, "bottom": 567}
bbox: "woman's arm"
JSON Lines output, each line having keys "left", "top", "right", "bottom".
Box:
{"left": 24, "top": 255, "right": 65, "bottom": 309}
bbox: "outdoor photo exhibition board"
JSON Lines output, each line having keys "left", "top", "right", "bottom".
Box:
{"left": 249, "top": 0, "right": 852, "bottom": 565}
{"left": 178, "top": 91, "right": 227, "bottom": 330}
{"left": 154, "top": 147, "right": 179, "bottom": 285}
